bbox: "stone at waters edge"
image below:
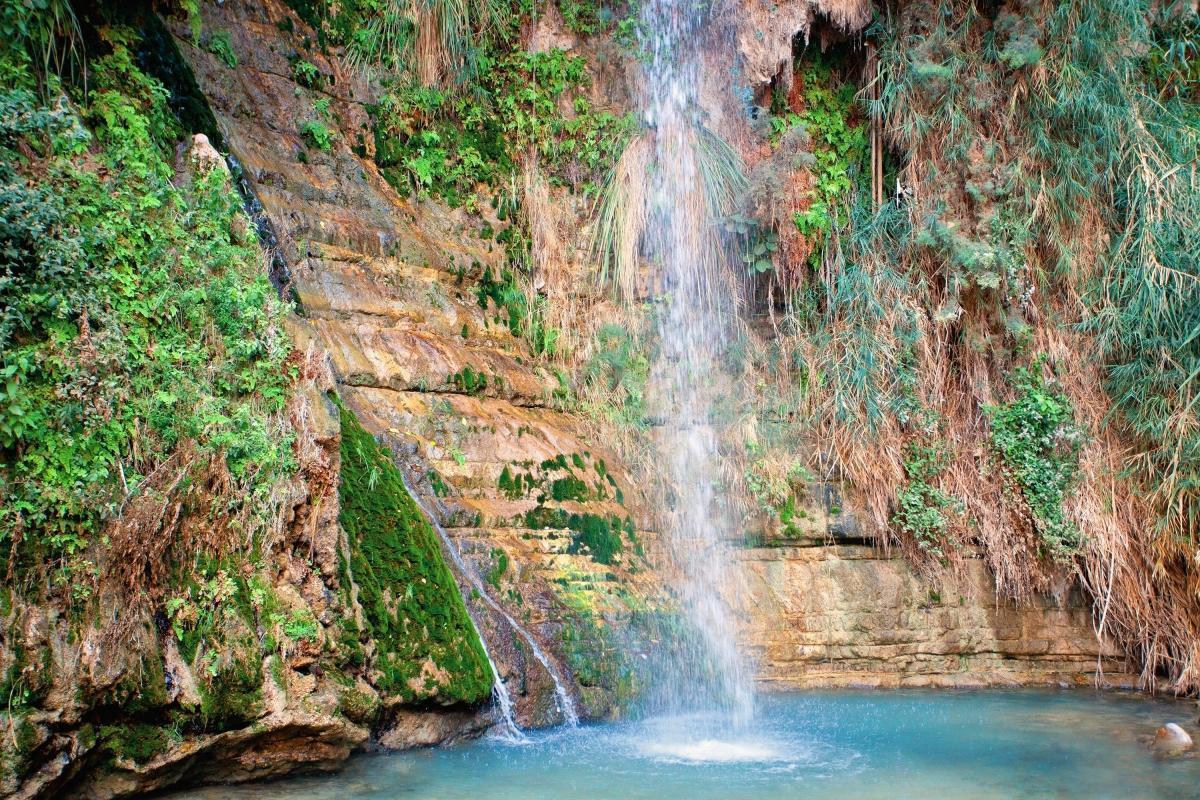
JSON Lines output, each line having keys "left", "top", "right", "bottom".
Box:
{"left": 1152, "top": 722, "right": 1194, "bottom": 755}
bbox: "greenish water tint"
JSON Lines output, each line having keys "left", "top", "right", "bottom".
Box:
{"left": 172, "top": 691, "right": 1200, "bottom": 799}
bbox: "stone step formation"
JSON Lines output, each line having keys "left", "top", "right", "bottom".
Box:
{"left": 169, "top": 0, "right": 665, "bottom": 735}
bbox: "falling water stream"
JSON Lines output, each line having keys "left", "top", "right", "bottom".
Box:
{"left": 398, "top": 472, "right": 580, "bottom": 733}
{"left": 640, "top": 0, "right": 756, "bottom": 729}
{"left": 160, "top": 4, "right": 1200, "bottom": 797}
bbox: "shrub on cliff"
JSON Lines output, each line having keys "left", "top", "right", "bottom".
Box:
{"left": 0, "top": 25, "right": 296, "bottom": 602}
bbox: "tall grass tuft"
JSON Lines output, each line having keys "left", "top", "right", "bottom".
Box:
{"left": 591, "top": 124, "right": 747, "bottom": 298}
{"left": 343, "top": 0, "right": 499, "bottom": 85}
{"left": 592, "top": 132, "right": 650, "bottom": 297}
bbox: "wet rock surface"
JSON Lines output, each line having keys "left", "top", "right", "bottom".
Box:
{"left": 1153, "top": 722, "right": 1195, "bottom": 755}
{"left": 167, "top": 0, "right": 664, "bottom": 753}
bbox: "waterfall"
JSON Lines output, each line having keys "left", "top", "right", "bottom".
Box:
{"left": 639, "top": 0, "right": 755, "bottom": 725}
{"left": 398, "top": 471, "right": 581, "bottom": 732}
{"left": 475, "top": 630, "right": 525, "bottom": 742}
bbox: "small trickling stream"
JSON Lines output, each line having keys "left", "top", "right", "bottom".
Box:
{"left": 399, "top": 471, "right": 580, "bottom": 733}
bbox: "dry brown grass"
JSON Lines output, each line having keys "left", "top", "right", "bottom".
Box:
{"left": 1040, "top": 318, "right": 1200, "bottom": 692}
{"left": 591, "top": 133, "right": 651, "bottom": 299}
{"left": 815, "top": 0, "right": 873, "bottom": 33}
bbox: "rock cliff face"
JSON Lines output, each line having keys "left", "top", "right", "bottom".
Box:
{"left": 0, "top": 0, "right": 1143, "bottom": 797}
{"left": 171, "top": 0, "right": 1125, "bottom": 721}
{"left": 168, "top": 0, "right": 666, "bottom": 734}
{"left": 745, "top": 543, "right": 1128, "bottom": 689}
{"left": 733, "top": 484, "right": 1129, "bottom": 691}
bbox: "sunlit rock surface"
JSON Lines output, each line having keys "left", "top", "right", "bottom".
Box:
{"left": 170, "top": 0, "right": 667, "bottom": 743}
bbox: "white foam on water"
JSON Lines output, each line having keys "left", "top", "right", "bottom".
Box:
{"left": 640, "top": 738, "right": 786, "bottom": 764}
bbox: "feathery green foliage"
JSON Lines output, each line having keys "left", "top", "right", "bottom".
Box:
{"left": 801, "top": 0, "right": 1199, "bottom": 558}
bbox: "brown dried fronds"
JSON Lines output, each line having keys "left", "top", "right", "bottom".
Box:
{"left": 815, "top": 0, "right": 873, "bottom": 33}
{"left": 592, "top": 133, "right": 651, "bottom": 299}
{"left": 99, "top": 446, "right": 207, "bottom": 643}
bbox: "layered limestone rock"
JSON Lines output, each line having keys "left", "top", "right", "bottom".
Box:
{"left": 168, "top": 0, "right": 665, "bottom": 737}
{"left": 740, "top": 485, "right": 1132, "bottom": 689}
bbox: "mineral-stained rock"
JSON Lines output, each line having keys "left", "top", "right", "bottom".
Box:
{"left": 72, "top": 713, "right": 368, "bottom": 800}
{"left": 165, "top": 0, "right": 666, "bottom": 749}
{"left": 1153, "top": 722, "right": 1195, "bottom": 755}
{"left": 742, "top": 537, "right": 1132, "bottom": 689}
{"left": 376, "top": 708, "right": 492, "bottom": 750}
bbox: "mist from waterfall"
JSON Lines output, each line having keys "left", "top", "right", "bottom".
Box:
{"left": 639, "top": 0, "right": 755, "bottom": 727}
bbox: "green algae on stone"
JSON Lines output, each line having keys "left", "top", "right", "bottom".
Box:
{"left": 337, "top": 403, "right": 492, "bottom": 704}
{"left": 99, "top": 722, "right": 171, "bottom": 766}
{"left": 524, "top": 506, "right": 627, "bottom": 565}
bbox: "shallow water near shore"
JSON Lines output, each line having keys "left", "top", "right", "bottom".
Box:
{"left": 171, "top": 690, "right": 1200, "bottom": 800}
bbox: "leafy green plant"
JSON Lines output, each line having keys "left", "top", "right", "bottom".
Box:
{"left": 448, "top": 364, "right": 488, "bottom": 395}
{"left": 559, "top": 0, "right": 625, "bottom": 35}
{"left": 740, "top": 228, "right": 779, "bottom": 275}
{"left": 474, "top": 265, "right": 560, "bottom": 357}
{"left": 0, "top": 124, "right": 88, "bottom": 356}
{"left": 279, "top": 609, "right": 319, "bottom": 642}
{"left": 486, "top": 547, "right": 509, "bottom": 588}
{"left": 780, "top": 52, "right": 868, "bottom": 263}
{"left": 0, "top": 0, "right": 83, "bottom": 91}
{"left": 985, "top": 361, "right": 1083, "bottom": 558}
{"left": 299, "top": 119, "right": 333, "bottom": 150}
{"left": 0, "top": 35, "right": 297, "bottom": 576}
{"left": 291, "top": 58, "right": 321, "bottom": 88}
{"left": 892, "top": 441, "right": 961, "bottom": 558}
{"left": 205, "top": 31, "right": 237, "bottom": 68}
{"left": 372, "top": 49, "right": 634, "bottom": 204}
{"left": 498, "top": 464, "right": 524, "bottom": 499}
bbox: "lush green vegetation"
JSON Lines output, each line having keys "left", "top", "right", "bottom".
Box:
{"left": 337, "top": 402, "right": 493, "bottom": 703}
{"left": 761, "top": 1, "right": 1195, "bottom": 557}
{"left": 985, "top": 363, "right": 1083, "bottom": 557}
{"left": 892, "top": 442, "right": 960, "bottom": 559}
{"left": 475, "top": 265, "right": 561, "bottom": 357}
{"left": 373, "top": 49, "right": 634, "bottom": 205}
{"left": 285, "top": 0, "right": 632, "bottom": 205}
{"left": 0, "top": 19, "right": 295, "bottom": 592}
{"left": 775, "top": 50, "right": 869, "bottom": 254}
{"left": 741, "top": 0, "right": 1200, "bottom": 687}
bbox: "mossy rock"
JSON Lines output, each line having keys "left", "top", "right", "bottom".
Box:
{"left": 337, "top": 684, "right": 381, "bottom": 725}
{"left": 198, "top": 651, "right": 264, "bottom": 732}
{"left": 337, "top": 402, "right": 492, "bottom": 705}
{"left": 99, "top": 722, "right": 171, "bottom": 766}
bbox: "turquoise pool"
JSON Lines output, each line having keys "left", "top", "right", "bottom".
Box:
{"left": 171, "top": 690, "right": 1200, "bottom": 799}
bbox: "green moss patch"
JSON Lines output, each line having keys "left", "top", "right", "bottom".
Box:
{"left": 525, "top": 507, "right": 630, "bottom": 565}
{"left": 99, "top": 722, "right": 171, "bottom": 766}
{"left": 337, "top": 402, "right": 492, "bottom": 704}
